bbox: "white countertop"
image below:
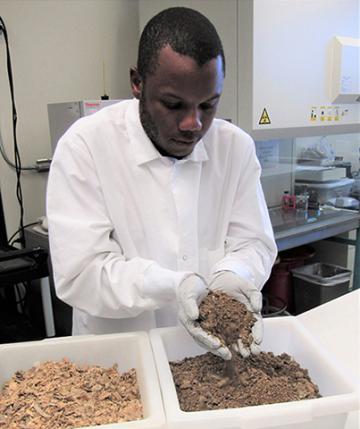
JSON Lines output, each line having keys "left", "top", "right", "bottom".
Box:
{"left": 297, "top": 290, "right": 360, "bottom": 429}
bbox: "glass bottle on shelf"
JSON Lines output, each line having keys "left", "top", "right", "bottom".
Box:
{"left": 296, "top": 186, "right": 309, "bottom": 211}
{"left": 282, "top": 191, "right": 296, "bottom": 210}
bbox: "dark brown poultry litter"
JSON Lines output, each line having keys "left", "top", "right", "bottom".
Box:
{"left": 170, "top": 291, "right": 321, "bottom": 412}
{"left": 0, "top": 358, "right": 143, "bottom": 428}
{"left": 199, "top": 291, "right": 256, "bottom": 349}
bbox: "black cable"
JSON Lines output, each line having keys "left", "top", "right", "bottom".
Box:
{"left": 7, "top": 221, "right": 38, "bottom": 246}
{"left": 0, "top": 16, "right": 26, "bottom": 247}
{"left": 0, "top": 19, "right": 45, "bottom": 172}
{"left": 0, "top": 128, "right": 37, "bottom": 170}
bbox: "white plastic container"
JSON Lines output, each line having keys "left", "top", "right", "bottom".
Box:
{"left": 0, "top": 332, "right": 166, "bottom": 429}
{"left": 295, "top": 166, "right": 347, "bottom": 182}
{"left": 149, "top": 318, "right": 359, "bottom": 429}
{"left": 295, "top": 178, "right": 354, "bottom": 203}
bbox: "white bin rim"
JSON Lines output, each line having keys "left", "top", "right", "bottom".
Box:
{"left": 291, "top": 262, "right": 351, "bottom": 285}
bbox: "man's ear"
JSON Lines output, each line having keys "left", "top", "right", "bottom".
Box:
{"left": 130, "top": 67, "right": 143, "bottom": 99}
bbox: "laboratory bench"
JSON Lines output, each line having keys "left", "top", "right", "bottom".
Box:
{"left": 270, "top": 206, "right": 360, "bottom": 290}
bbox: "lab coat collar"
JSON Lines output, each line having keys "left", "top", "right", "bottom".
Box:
{"left": 126, "top": 99, "right": 208, "bottom": 166}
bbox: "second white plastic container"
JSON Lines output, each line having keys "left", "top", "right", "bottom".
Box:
{"left": 150, "top": 317, "right": 359, "bottom": 429}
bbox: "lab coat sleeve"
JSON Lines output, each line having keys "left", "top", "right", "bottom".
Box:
{"left": 211, "top": 135, "right": 277, "bottom": 289}
{"left": 47, "top": 134, "right": 187, "bottom": 319}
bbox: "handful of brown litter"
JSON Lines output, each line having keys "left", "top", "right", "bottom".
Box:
{"left": 0, "top": 358, "right": 143, "bottom": 429}
{"left": 170, "top": 291, "right": 321, "bottom": 412}
{"left": 199, "top": 291, "right": 256, "bottom": 350}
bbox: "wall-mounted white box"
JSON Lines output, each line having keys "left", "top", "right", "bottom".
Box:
{"left": 330, "top": 36, "right": 360, "bottom": 104}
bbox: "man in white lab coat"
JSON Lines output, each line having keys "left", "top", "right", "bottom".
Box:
{"left": 47, "top": 7, "right": 277, "bottom": 360}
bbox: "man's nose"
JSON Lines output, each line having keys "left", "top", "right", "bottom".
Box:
{"left": 178, "top": 108, "right": 202, "bottom": 132}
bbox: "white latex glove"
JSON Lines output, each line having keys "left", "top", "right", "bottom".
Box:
{"left": 177, "top": 273, "right": 232, "bottom": 360}
{"left": 209, "top": 271, "right": 263, "bottom": 357}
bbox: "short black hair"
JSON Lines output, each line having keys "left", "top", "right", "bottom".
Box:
{"left": 137, "top": 7, "right": 225, "bottom": 80}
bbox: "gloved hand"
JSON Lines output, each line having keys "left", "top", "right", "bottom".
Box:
{"left": 177, "top": 273, "right": 232, "bottom": 360}
{"left": 209, "top": 270, "right": 263, "bottom": 357}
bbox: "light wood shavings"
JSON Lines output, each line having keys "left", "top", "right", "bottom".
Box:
{"left": 0, "top": 358, "right": 143, "bottom": 429}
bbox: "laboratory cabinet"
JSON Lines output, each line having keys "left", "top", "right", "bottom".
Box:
{"left": 139, "top": 0, "right": 360, "bottom": 140}
{"left": 240, "top": 0, "right": 359, "bottom": 139}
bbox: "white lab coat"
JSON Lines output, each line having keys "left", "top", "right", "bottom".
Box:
{"left": 46, "top": 99, "right": 277, "bottom": 335}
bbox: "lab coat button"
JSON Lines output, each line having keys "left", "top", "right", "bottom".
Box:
{"left": 182, "top": 254, "right": 188, "bottom": 261}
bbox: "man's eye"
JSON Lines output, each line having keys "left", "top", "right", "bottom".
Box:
{"left": 201, "top": 102, "right": 216, "bottom": 111}
{"left": 162, "top": 101, "right": 182, "bottom": 110}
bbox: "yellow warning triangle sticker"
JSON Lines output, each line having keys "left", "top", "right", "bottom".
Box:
{"left": 259, "top": 108, "right": 271, "bottom": 125}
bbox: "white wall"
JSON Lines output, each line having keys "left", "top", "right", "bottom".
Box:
{"left": 0, "top": 0, "right": 138, "bottom": 239}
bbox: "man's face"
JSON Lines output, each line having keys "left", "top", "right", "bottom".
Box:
{"left": 131, "top": 45, "right": 224, "bottom": 159}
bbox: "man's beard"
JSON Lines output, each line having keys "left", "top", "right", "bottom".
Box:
{"left": 139, "top": 93, "right": 159, "bottom": 146}
{"left": 138, "top": 92, "right": 200, "bottom": 158}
